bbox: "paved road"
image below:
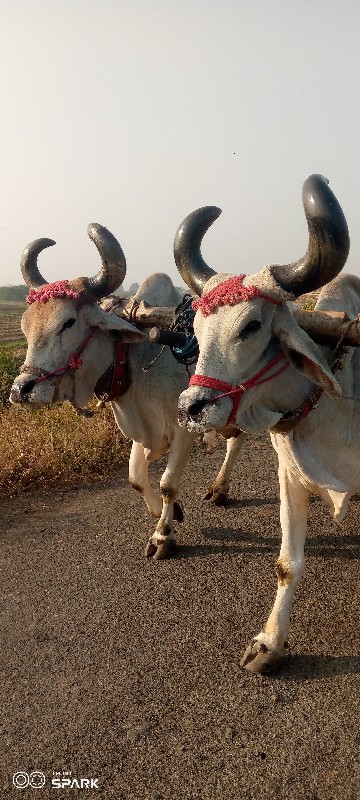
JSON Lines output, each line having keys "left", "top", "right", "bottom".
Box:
{"left": 1, "top": 433, "right": 359, "bottom": 799}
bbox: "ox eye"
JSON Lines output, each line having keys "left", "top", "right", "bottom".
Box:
{"left": 238, "top": 319, "right": 261, "bottom": 340}
{"left": 58, "top": 318, "right": 76, "bottom": 335}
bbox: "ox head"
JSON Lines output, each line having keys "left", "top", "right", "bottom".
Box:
{"left": 10, "top": 224, "right": 146, "bottom": 409}
{"left": 175, "top": 175, "right": 350, "bottom": 433}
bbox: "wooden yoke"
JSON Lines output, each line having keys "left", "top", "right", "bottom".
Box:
{"left": 114, "top": 298, "right": 176, "bottom": 329}
{"left": 115, "top": 297, "right": 360, "bottom": 348}
{"left": 291, "top": 308, "right": 360, "bottom": 347}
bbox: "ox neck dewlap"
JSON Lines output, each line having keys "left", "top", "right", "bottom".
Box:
{"left": 189, "top": 274, "right": 344, "bottom": 431}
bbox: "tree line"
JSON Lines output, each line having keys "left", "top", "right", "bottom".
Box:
{"left": 0, "top": 281, "right": 186, "bottom": 303}
{"left": 0, "top": 285, "right": 28, "bottom": 302}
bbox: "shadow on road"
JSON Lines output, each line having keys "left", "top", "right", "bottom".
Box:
{"left": 179, "top": 528, "right": 360, "bottom": 560}
{"left": 225, "top": 494, "right": 360, "bottom": 508}
{"left": 219, "top": 496, "right": 278, "bottom": 508}
{"left": 277, "top": 653, "right": 360, "bottom": 681}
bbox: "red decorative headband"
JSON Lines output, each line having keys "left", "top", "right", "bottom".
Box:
{"left": 192, "top": 274, "right": 281, "bottom": 317}
{"left": 26, "top": 280, "right": 81, "bottom": 305}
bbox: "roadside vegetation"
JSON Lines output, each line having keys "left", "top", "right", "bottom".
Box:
{"left": 0, "top": 396, "right": 131, "bottom": 499}
{"left": 298, "top": 291, "right": 318, "bottom": 310}
{"left": 0, "top": 312, "right": 130, "bottom": 499}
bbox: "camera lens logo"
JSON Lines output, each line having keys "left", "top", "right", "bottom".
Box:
{"left": 30, "top": 772, "right": 46, "bottom": 789}
{"left": 13, "top": 771, "right": 46, "bottom": 789}
{"left": 12, "top": 773, "right": 29, "bottom": 789}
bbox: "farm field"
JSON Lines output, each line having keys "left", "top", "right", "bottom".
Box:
{"left": 0, "top": 300, "right": 25, "bottom": 342}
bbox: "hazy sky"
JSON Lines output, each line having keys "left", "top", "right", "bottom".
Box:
{"left": 1, "top": 0, "right": 360, "bottom": 291}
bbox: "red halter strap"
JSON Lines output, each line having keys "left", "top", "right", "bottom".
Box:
{"left": 189, "top": 352, "right": 289, "bottom": 425}
{"left": 21, "top": 326, "right": 98, "bottom": 385}
{"left": 21, "top": 294, "right": 125, "bottom": 389}
{"left": 94, "top": 341, "right": 129, "bottom": 404}
{"left": 190, "top": 274, "right": 288, "bottom": 425}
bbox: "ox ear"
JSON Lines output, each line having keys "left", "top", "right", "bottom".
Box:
{"left": 84, "top": 304, "right": 147, "bottom": 342}
{"left": 272, "top": 303, "right": 341, "bottom": 397}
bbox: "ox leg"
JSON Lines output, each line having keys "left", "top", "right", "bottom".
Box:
{"left": 145, "top": 427, "right": 196, "bottom": 561}
{"left": 129, "top": 441, "right": 163, "bottom": 518}
{"left": 203, "top": 432, "right": 246, "bottom": 505}
{"left": 241, "top": 465, "right": 309, "bottom": 674}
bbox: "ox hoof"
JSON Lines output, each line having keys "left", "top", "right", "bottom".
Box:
{"left": 240, "top": 639, "right": 285, "bottom": 675}
{"left": 145, "top": 538, "right": 177, "bottom": 561}
{"left": 202, "top": 487, "right": 230, "bottom": 506}
{"left": 173, "top": 501, "right": 184, "bottom": 523}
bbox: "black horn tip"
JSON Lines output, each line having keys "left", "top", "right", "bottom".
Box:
{"left": 20, "top": 237, "right": 56, "bottom": 288}
{"left": 302, "top": 174, "right": 333, "bottom": 217}
{"left": 86, "top": 222, "right": 126, "bottom": 298}
{"left": 87, "top": 222, "right": 123, "bottom": 253}
{"left": 302, "top": 173, "right": 350, "bottom": 258}
{"left": 302, "top": 174, "right": 348, "bottom": 235}
{"left": 174, "top": 206, "right": 222, "bottom": 249}
{"left": 21, "top": 237, "right": 56, "bottom": 260}
{"left": 173, "top": 206, "right": 221, "bottom": 297}
{"left": 86, "top": 222, "right": 126, "bottom": 267}
{"left": 303, "top": 174, "right": 329, "bottom": 192}
{"left": 271, "top": 175, "right": 349, "bottom": 296}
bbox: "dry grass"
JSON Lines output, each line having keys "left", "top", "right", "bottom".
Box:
{"left": 0, "top": 402, "right": 131, "bottom": 499}
{"left": 297, "top": 291, "right": 319, "bottom": 310}
{"left": 0, "top": 342, "right": 131, "bottom": 498}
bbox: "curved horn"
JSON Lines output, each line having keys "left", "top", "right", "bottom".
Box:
{"left": 270, "top": 174, "right": 350, "bottom": 296}
{"left": 86, "top": 223, "right": 127, "bottom": 298}
{"left": 173, "top": 206, "right": 221, "bottom": 296}
{"left": 20, "top": 238, "right": 55, "bottom": 288}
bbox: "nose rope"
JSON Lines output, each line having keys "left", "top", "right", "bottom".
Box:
{"left": 188, "top": 274, "right": 290, "bottom": 425}
{"left": 189, "top": 352, "right": 289, "bottom": 425}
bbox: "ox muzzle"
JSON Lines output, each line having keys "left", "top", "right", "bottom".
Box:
{"left": 10, "top": 376, "right": 39, "bottom": 405}
{"left": 178, "top": 352, "right": 290, "bottom": 430}
{"left": 10, "top": 370, "right": 59, "bottom": 407}
{"left": 9, "top": 326, "right": 97, "bottom": 408}
{"left": 178, "top": 385, "right": 227, "bottom": 432}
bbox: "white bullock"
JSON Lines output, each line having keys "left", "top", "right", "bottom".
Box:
{"left": 175, "top": 174, "right": 353, "bottom": 670}
{"left": 9, "top": 224, "right": 244, "bottom": 559}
